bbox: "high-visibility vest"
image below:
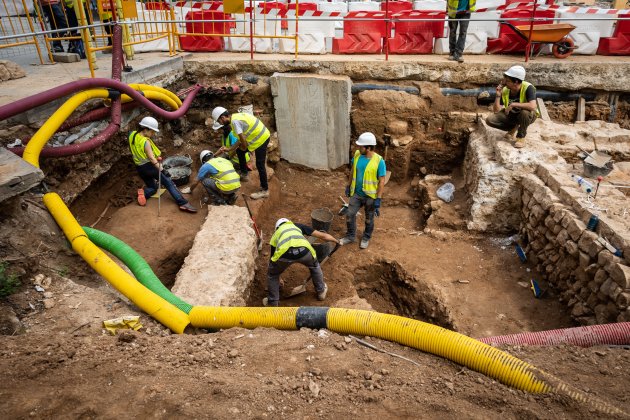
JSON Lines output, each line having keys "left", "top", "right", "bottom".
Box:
{"left": 269, "top": 221, "right": 316, "bottom": 263}
{"left": 222, "top": 132, "right": 251, "bottom": 165}
{"left": 350, "top": 150, "right": 383, "bottom": 199}
{"left": 206, "top": 157, "right": 240, "bottom": 192}
{"left": 64, "top": 0, "right": 86, "bottom": 8}
{"left": 230, "top": 112, "right": 270, "bottom": 152}
{"left": 502, "top": 81, "right": 540, "bottom": 117}
{"left": 129, "top": 131, "right": 161, "bottom": 166}
{"left": 447, "top": 0, "right": 476, "bottom": 18}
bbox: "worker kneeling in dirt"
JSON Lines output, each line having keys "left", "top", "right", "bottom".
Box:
{"left": 263, "top": 218, "right": 340, "bottom": 307}
{"left": 339, "top": 132, "right": 386, "bottom": 250}
{"left": 183, "top": 150, "right": 240, "bottom": 205}
{"left": 129, "top": 117, "right": 197, "bottom": 213}
{"left": 485, "top": 65, "right": 540, "bottom": 149}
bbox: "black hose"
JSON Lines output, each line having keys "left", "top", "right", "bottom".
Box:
{"left": 352, "top": 84, "right": 420, "bottom": 95}
{"left": 440, "top": 88, "right": 596, "bottom": 103}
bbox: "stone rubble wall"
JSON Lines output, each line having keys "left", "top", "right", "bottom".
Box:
{"left": 520, "top": 165, "right": 630, "bottom": 325}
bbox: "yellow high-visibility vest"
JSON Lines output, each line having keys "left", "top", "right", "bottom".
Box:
{"left": 350, "top": 150, "right": 383, "bottom": 199}
{"left": 129, "top": 131, "right": 161, "bottom": 166}
{"left": 447, "top": 0, "right": 476, "bottom": 18}
{"left": 230, "top": 112, "right": 270, "bottom": 152}
{"left": 206, "top": 157, "right": 240, "bottom": 192}
{"left": 502, "top": 81, "right": 540, "bottom": 117}
{"left": 269, "top": 221, "right": 316, "bottom": 263}
{"left": 223, "top": 132, "right": 251, "bottom": 165}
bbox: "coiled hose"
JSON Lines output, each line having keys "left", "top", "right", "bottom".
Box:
{"left": 82, "top": 227, "right": 193, "bottom": 314}
{"left": 480, "top": 323, "right": 630, "bottom": 347}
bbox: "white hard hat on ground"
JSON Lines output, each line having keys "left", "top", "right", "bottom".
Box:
{"left": 356, "top": 132, "right": 377, "bottom": 146}
{"left": 275, "top": 218, "right": 290, "bottom": 230}
{"left": 211, "top": 106, "right": 228, "bottom": 129}
{"left": 200, "top": 150, "right": 213, "bottom": 163}
{"left": 139, "top": 116, "right": 159, "bottom": 132}
{"left": 504, "top": 65, "right": 526, "bottom": 81}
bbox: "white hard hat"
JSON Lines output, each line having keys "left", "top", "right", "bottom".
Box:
{"left": 200, "top": 150, "right": 213, "bottom": 163}
{"left": 139, "top": 116, "right": 159, "bottom": 132}
{"left": 356, "top": 132, "right": 377, "bottom": 146}
{"left": 275, "top": 218, "right": 290, "bottom": 230}
{"left": 504, "top": 65, "right": 526, "bottom": 81}
{"left": 211, "top": 106, "right": 228, "bottom": 129}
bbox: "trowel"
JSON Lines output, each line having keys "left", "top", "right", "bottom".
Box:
{"left": 286, "top": 243, "right": 340, "bottom": 298}
{"left": 383, "top": 134, "right": 392, "bottom": 185}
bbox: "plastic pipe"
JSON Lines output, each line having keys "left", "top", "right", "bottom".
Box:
{"left": 129, "top": 83, "right": 182, "bottom": 107}
{"left": 82, "top": 226, "right": 193, "bottom": 314}
{"left": 479, "top": 322, "right": 630, "bottom": 347}
{"left": 440, "top": 88, "right": 596, "bottom": 102}
{"left": 42, "top": 193, "right": 190, "bottom": 333}
{"left": 351, "top": 83, "right": 420, "bottom": 95}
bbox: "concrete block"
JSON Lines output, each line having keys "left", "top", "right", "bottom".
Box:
{"left": 608, "top": 263, "right": 630, "bottom": 289}
{"left": 0, "top": 147, "right": 44, "bottom": 203}
{"left": 172, "top": 206, "right": 257, "bottom": 306}
{"left": 52, "top": 52, "right": 80, "bottom": 63}
{"left": 271, "top": 73, "right": 351, "bottom": 170}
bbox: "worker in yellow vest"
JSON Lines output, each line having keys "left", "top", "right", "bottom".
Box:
{"left": 447, "top": 0, "right": 476, "bottom": 63}
{"left": 339, "top": 132, "right": 387, "bottom": 250}
{"left": 211, "top": 106, "right": 271, "bottom": 200}
{"left": 129, "top": 116, "right": 197, "bottom": 213}
{"left": 263, "top": 218, "right": 340, "bottom": 307}
{"left": 63, "top": 0, "right": 89, "bottom": 58}
{"left": 183, "top": 150, "right": 241, "bottom": 205}
{"left": 215, "top": 122, "right": 253, "bottom": 176}
{"left": 486, "top": 65, "right": 540, "bottom": 149}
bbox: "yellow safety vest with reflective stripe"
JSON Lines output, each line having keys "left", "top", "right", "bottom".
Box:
{"left": 350, "top": 150, "right": 382, "bottom": 199}
{"left": 206, "top": 157, "right": 240, "bottom": 192}
{"left": 269, "top": 221, "right": 316, "bottom": 263}
{"left": 231, "top": 112, "right": 270, "bottom": 152}
{"left": 223, "top": 132, "right": 251, "bottom": 165}
{"left": 129, "top": 131, "right": 161, "bottom": 166}
{"left": 447, "top": 0, "right": 476, "bottom": 18}
{"left": 64, "top": 0, "right": 86, "bottom": 8}
{"left": 502, "top": 81, "right": 540, "bottom": 117}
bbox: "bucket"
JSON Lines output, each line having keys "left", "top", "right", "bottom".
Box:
{"left": 311, "top": 207, "right": 334, "bottom": 232}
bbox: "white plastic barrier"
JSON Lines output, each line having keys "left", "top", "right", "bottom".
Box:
{"left": 413, "top": 0, "right": 445, "bottom": 11}
{"left": 557, "top": 9, "right": 617, "bottom": 55}
{"left": 348, "top": 1, "right": 380, "bottom": 11}
{"left": 279, "top": 10, "right": 337, "bottom": 54}
{"left": 131, "top": 4, "right": 171, "bottom": 52}
{"left": 469, "top": 10, "right": 500, "bottom": 38}
{"left": 318, "top": 1, "right": 348, "bottom": 30}
{"left": 434, "top": 31, "right": 488, "bottom": 53}
{"left": 474, "top": 0, "right": 505, "bottom": 11}
{"left": 225, "top": 10, "right": 280, "bottom": 53}
{"left": 279, "top": 32, "right": 327, "bottom": 53}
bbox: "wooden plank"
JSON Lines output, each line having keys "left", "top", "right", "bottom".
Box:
{"left": 536, "top": 98, "right": 550, "bottom": 121}
{"left": 0, "top": 147, "right": 44, "bottom": 203}
{"left": 576, "top": 97, "right": 586, "bottom": 122}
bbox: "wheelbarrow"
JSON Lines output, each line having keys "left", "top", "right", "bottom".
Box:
{"left": 500, "top": 21, "right": 577, "bottom": 59}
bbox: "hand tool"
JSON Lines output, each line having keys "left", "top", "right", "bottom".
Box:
{"left": 383, "top": 133, "right": 392, "bottom": 185}
{"left": 287, "top": 243, "right": 340, "bottom": 298}
{"left": 157, "top": 157, "right": 162, "bottom": 217}
{"left": 242, "top": 193, "right": 263, "bottom": 251}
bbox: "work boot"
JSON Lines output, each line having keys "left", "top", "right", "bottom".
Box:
{"left": 447, "top": 54, "right": 456, "bottom": 61}
{"left": 316, "top": 283, "right": 328, "bottom": 301}
{"left": 456, "top": 55, "right": 464, "bottom": 63}
{"left": 262, "top": 297, "right": 278, "bottom": 307}
{"left": 240, "top": 172, "right": 249, "bottom": 182}
{"left": 504, "top": 126, "right": 518, "bottom": 141}
{"left": 179, "top": 203, "right": 198, "bottom": 213}
{"left": 339, "top": 236, "right": 355, "bottom": 246}
{"left": 360, "top": 238, "right": 370, "bottom": 249}
{"left": 513, "top": 140, "right": 526, "bottom": 149}
{"left": 137, "top": 189, "right": 146, "bottom": 206}
{"left": 250, "top": 190, "right": 269, "bottom": 200}
{"left": 227, "top": 194, "right": 238, "bottom": 205}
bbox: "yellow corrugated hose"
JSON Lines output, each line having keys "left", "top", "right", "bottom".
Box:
{"left": 120, "top": 91, "right": 179, "bottom": 110}
{"left": 190, "top": 307, "right": 298, "bottom": 331}
{"left": 128, "top": 84, "right": 183, "bottom": 108}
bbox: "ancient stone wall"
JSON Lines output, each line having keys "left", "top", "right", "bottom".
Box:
{"left": 519, "top": 165, "right": 630, "bottom": 325}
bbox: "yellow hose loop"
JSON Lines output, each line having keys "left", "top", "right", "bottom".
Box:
{"left": 23, "top": 89, "right": 110, "bottom": 168}
{"left": 120, "top": 91, "right": 180, "bottom": 110}
{"left": 43, "top": 192, "right": 191, "bottom": 334}
{"left": 129, "top": 84, "right": 183, "bottom": 108}
{"left": 326, "top": 308, "right": 550, "bottom": 393}
{"left": 189, "top": 307, "right": 298, "bottom": 331}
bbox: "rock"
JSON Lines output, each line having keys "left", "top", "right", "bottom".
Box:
{"left": 0, "top": 60, "right": 26, "bottom": 81}
{"left": 308, "top": 380, "right": 320, "bottom": 397}
{"left": 420, "top": 167, "right": 428, "bottom": 175}
{"left": 364, "top": 371, "right": 373, "bottom": 380}
{"left": 387, "top": 120, "right": 408, "bottom": 135}
{"left": 173, "top": 135, "right": 184, "bottom": 147}
{"left": 43, "top": 299, "right": 55, "bottom": 309}
{"left": 0, "top": 305, "right": 23, "bottom": 335}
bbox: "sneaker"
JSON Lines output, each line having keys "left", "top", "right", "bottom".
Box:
{"left": 240, "top": 173, "right": 249, "bottom": 182}
{"left": 250, "top": 190, "right": 269, "bottom": 200}
{"left": 360, "top": 238, "right": 370, "bottom": 249}
{"left": 53, "top": 45, "right": 64, "bottom": 53}
{"left": 514, "top": 140, "right": 526, "bottom": 149}
{"left": 137, "top": 189, "right": 146, "bottom": 206}
{"left": 179, "top": 203, "right": 198, "bottom": 213}
{"left": 447, "top": 54, "right": 456, "bottom": 61}
{"left": 456, "top": 55, "right": 464, "bottom": 63}
{"left": 317, "top": 283, "right": 328, "bottom": 301}
{"left": 339, "top": 236, "right": 355, "bottom": 246}
{"left": 505, "top": 126, "right": 518, "bottom": 141}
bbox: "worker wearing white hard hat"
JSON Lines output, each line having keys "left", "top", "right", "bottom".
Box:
{"left": 211, "top": 106, "right": 271, "bottom": 200}
{"left": 339, "top": 132, "right": 388, "bottom": 250}
{"left": 486, "top": 65, "right": 540, "bottom": 149}
{"left": 182, "top": 150, "right": 241, "bottom": 206}
{"left": 263, "top": 218, "right": 340, "bottom": 307}
{"left": 128, "top": 116, "right": 197, "bottom": 213}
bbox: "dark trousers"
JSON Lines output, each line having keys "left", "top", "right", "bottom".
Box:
{"left": 102, "top": 18, "right": 112, "bottom": 46}
{"left": 485, "top": 109, "right": 537, "bottom": 138}
{"left": 235, "top": 148, "right": 249, "bottom": 174}
{"left": 448, "top": 12, "right": 470, "bottom": 57}
{"left": 66, "top": 5, "right": 91, "bottom": 58}
{"left": 267, "top": 252, "right": 325, "bottom": 306}
{"left": 201, "top": 178, "right": 238, "bottom": 205}
{"left": 346, "top": 194, "right": 376, "bottom": 241}
{"left": 136, "top": 162, "right": 187, "bottom": 206}
{"left": 250, "top": 138, "right": 269, "bottom": 191}
{"left": 40, "top": 3, "right": 68, "bottom": 50}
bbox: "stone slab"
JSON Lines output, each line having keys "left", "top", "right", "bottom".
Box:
{"left": 171, "top": 206, "right": 258, "bottom": 307}
{"left": 270, "top": 73, "right": 351, "bottom": 170}
{"left": 0, "top": 147, "right": 44, "bottom": 203}
{"left": 52, "top": 52, "right": 81, "bottom": 63}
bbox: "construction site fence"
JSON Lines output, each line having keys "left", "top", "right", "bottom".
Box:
{"left": 2, "top": 0, "right": 630, "bottom": 76}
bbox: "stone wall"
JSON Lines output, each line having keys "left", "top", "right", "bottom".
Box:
{"left": 519, "top": 165, "right": 630, "bottom": 325}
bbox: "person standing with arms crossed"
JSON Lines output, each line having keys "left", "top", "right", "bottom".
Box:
{"left": 447, "top": 0, "right": 476, "bottom": 63}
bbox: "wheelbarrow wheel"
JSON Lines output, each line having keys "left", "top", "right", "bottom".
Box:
{"left": 552, "top": 37, "right": 574, "bottom": 59}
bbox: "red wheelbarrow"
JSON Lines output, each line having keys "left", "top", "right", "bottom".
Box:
{"left": 500, "top": 21, "right": 577, "bottom": 59}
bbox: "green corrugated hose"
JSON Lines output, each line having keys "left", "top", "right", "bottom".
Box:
{"left": 82, "top": 226, "right": 193, "bottom": 314}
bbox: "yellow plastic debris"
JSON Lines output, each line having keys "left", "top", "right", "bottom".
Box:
{"left": 103, "top": 316, "right": 142, "bottom": 335}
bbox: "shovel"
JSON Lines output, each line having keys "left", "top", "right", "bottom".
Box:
{"left": 383, "top": 134, "right": 392, "bottom": 185}
{"left": 242, "top": 193, "right": 263, "bottom": 251}
{"left": 286, "top": 243, "right": 340, "bottom": 298}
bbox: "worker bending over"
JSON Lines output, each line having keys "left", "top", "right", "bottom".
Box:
{"left": 339, "top": 132, "right": 386, "bottom": 249}
{"left": 211, "top": 106, "right": 271, "bottom": 200}
{"left": 485, "top": 65, "right": 539, "bottom": 149}
{"left": 263, "top": 218, "right": 340, "bottom": 307}
{"left": 129, "top": 117, "right": 197, "bottom": 213}
{"left": 183, "top": 150, "right": 240, "bottom": 206}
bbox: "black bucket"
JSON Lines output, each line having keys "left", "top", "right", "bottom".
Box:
{"left": 311, "top": 208, "right": 333, "bottom": 232}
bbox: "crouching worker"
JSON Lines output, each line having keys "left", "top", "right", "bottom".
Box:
{"left": 183, "top": 150, "right": 240, "bottom": 205}
{"left": 129, "top": 116, "right": 197, "bottom": 213}
{"left": 263, "top": 218, "right": 340, "bottom": 307}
